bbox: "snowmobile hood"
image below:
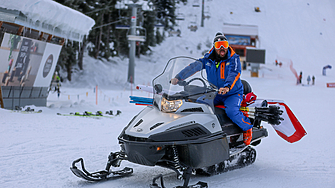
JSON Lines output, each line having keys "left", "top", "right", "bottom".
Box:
{"left": 123, "top": 104, "right": 222, "bottom": 140}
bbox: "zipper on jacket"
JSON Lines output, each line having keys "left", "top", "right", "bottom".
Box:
{"left": 220, "top": 62, "right": 225, "bottom": 79}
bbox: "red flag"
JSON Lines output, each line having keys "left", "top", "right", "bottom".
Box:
{"left": 268, "top": 101, "right": 307, "bottom": 143}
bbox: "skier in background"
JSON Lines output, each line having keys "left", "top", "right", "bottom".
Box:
{"left": 307, "top": 75, "right": 311, "bottom": 85}
{"left": 171, "top": 32, "right": 253, "bottom": 145}
{"left": 299, "top": 71, "right": 303, "bottom": 84}
{"left": 52, "top": 72, "right": 61, "bottom": 97}
{"left": 312, "top": 75, "right": 315, "bottom": 85}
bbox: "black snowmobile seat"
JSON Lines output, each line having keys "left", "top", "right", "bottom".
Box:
{"left": 215, "top": 106, "right": 243, "bottom": 135}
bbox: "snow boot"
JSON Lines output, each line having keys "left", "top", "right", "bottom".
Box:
{"left": 243, "top": 128, "right": 252, "bottom": 145}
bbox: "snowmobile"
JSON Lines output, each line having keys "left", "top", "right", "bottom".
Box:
{"left": 70, "top": 56, "right": 306, "bottom": 188}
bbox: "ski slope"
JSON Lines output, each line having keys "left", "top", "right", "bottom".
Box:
{"left": 1, "top": 0, "right": 335, "bottom": 187}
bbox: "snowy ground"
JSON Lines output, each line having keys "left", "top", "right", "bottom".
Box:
{"left": 1, "top": 64, "right": 334, "bottom": 188}
{"left": 1, "top": 0, "right": 335, "bottom": 187}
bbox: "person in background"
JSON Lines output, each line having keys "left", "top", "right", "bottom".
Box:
{"left": 307, "top": 75, "right": 311, "bottom": 85}
{"left": 312, "top": 75, "right": 315, "bottom": 85}
{"left": 171, "top": 32, "right": 253, "bottom": 145}
{"left": 299, "top": 71, "right": 303, "bottom": 84}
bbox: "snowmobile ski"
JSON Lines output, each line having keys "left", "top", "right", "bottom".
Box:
{"left": 151, "top": 173, "right": 208, "bottom": 188}
{"left": 70, "top": 158, "right": 133, "bottom": 181}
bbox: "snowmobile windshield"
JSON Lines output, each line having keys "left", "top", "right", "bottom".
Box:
{"left": 152, "top": 56, "right": 215, "bottom": 101}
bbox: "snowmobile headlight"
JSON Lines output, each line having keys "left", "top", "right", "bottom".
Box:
{"left": 161, "top": 98, "right": 183, "bottom": 113}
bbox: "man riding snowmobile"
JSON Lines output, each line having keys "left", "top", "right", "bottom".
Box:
{"left": 69, "top": 53, "right": 308, "bottom": 188}
{"left": 171, "top": 32, "right": 253, "bottom": 145}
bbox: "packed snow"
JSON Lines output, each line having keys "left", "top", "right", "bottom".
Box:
{"left": 1, "top": 0, "right": 335, "bottom": 187}
{"left": 1, "top": 0, "right": 95, "bottom": 40}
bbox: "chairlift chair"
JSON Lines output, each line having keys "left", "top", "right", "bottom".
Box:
{"left": 154, "top": 18, "right": 165, "bottom": 28}
{"left": 176, "top": 13, "right": 185, "bottom": 21}
{"left": 168, "top": 24, "right": 181, "bottom": 37}
{"left": 188, "top": 14, "right": 198, "bottom": 32}
{"left": 204, "top": 12, "right": 211, "bottom": 19}
{"left": 127, "top": 26, "right": 146, "bottom": 42}
{"left": 204, "top": 6, "right": 211, "bottom": 19}
{"left": 154, "top": 24, "right": 164, "bottom": 28}
{"left": 192, "top": 0, "right": 200, "bottom": 7}
{"left": 115, "top": 25, "right": 130, "bottom": 29}
{"left": 168, "top": 29, "right": 181, "bottom": 37}
{"left": 188, "top": 21, "right": 198, "bottom": 32}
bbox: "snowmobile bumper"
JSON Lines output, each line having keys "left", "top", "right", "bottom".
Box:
{"left": 118, "top": 131, "right": 230, "bottom": 168}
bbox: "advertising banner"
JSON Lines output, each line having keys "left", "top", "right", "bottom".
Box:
{"left": 327, "top": 83, "right": 335, "bottom": 88}
{"left": 0, "top": 33, "right": 61, "bottom": 87}
{"left": 226, "top": 35, "right": 251, "bottom": 46}
{"left": 33, "top": 43, "right": 62, "bottom": 87}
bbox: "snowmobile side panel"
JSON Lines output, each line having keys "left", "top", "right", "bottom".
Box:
{"left": 178, "top": 137, "right": 229, "bottom": 168}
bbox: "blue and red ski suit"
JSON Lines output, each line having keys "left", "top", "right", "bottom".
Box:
{"left": 175, "top": 47, "right": 252, "bottom": 131}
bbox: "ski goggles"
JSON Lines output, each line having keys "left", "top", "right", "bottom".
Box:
{"left": 214, "top": 41, "right": 229, "bottom": 49}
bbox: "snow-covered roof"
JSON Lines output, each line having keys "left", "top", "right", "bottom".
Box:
{"left": 116, "top": 0, "right": 149, "bottom": 11}
{"left": 0, "top": 0, "right": 95, "bottom": 42}
{"left": 222, "top": 23, "right": 258, "bottom": 37}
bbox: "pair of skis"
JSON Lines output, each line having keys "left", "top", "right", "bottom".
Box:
{"left": 57, "top": 110, "right": 121, "bottom": 119}
{"left": 11, "top": 106, "right": 43, "bottom": 113}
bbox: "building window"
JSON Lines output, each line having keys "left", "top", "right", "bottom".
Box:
{"left": 234, "top": 48, "right": 245, "bottom": 56}
{"left": 251, "top": 38, "right": 256, "bottom": 46}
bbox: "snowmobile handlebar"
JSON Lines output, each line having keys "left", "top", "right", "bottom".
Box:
{"left": 169, "top": 79, "right": 187, "bottom": 86}
{"left": 169, "top": 77, "right": 218, "bottom": 93}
